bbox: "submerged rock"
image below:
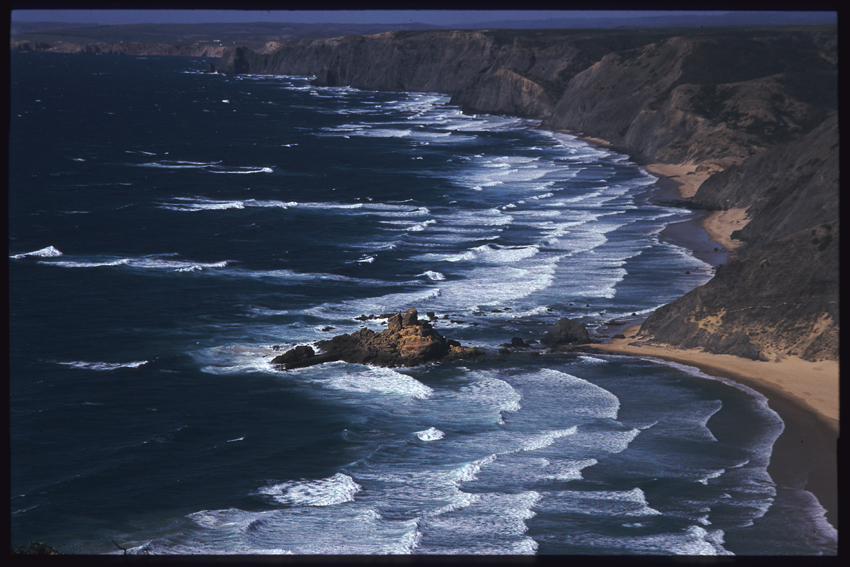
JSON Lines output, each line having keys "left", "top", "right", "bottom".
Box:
{"left": 272, "top": 308, "right": 484, "bottom": 370}
{"left": 541, "top": 317, "right": 590, "bottom": 346}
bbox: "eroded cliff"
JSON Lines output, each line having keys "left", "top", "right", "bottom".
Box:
{"left": 207, "top": 26, "right": 838, "bottom": 361}
{"left": 640, "top": 115, "right": 839, "bottom": 361}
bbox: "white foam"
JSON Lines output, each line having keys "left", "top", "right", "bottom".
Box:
{"left": 56, "top": 360, "right": 149, "bottom": 371}
{"left": 426, "top": 243, "right": 540, "bottom": 264}
{"left": 259, "top": 472, "right": 361, "bottom": 507}
{"left": 159, "top": 197, "right": 245, "bottom": 211}
{"left": 298, "top": 363, "right": 434, "bottom": 399}
{"left": 136, "top": 159, "right": 219, "bottom": 169}
{"left": 518, "top": 368, "right": 621, "bottom": 419}
{"left": 419, "top": 270, "right": 446, "bottom": 281}
{"left": 417, "top": 491, "right": 541, "bottom": 554}
{"left": 416, "top": 427, "right": 445, "bottom": 442}
{"left": 10, "top": 245, "right": 63, "bottom": 259}
{"left": 520, "top": 427, "right": 578, "bottom": 452}
{"left": 541, "top": 458, "right": 599, "bottom": 481}
{"left": 426, "top": 491, "right": 481, "bottom": 519}
{"left": 696, "top": 468, "right": 727, "bottom": 485}
{"left": 209, "top": 166, "right": 274, "bottom": 174}
{"left": 453, "top": 454, "right": 498, "bottom": 484}
{"left": 135, "top": 161, "right": 273, "bottom": 174}
{"left": 462, "top": 375, "right": 522, "bottom": 423}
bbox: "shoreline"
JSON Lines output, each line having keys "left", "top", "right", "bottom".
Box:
{"left": 568, "top": 135, "right": 838, "bottom": 531}
{"left": 586, "top": 326, "right": 838, "bottom": 530}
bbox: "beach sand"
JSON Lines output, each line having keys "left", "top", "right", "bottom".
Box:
{"left": 702, "top": 207, "right": 750, "bottom": 251}
{"left": 644, "top": 162, "right": 750, "bottom": 251}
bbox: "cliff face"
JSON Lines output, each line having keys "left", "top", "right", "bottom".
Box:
{"left": 207, "top": 26, "right": 837, "bottom": 362}
{"left": 640, "top": 115, "right": 838, "bottom": 361}
{"left": 209, "top": 27, "right": 836, "bottom": 168}
{"left": 542, "top": 32, "right": 836, "bottom": 166}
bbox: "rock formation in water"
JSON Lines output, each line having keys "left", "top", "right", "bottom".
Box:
{"left": 541, "top": 317, "right": 591, "bottom": 346}
{"left": 272, "top": 308, "right": 484, "bottom": 370}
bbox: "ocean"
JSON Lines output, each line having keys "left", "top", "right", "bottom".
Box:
{"left": 8, "top": 52, "right": 837, "bottom": 555}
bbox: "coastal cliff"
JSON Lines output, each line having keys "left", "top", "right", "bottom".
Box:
{"left": 208, "top": 26, "right": 838, "bottom": 362}
{"left": 639, "top": 115, "right": 839, "bottom": 361}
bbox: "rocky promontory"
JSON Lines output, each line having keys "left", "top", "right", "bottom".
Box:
{"left": 272, "top": 308, "right": 484, "bottom": 370}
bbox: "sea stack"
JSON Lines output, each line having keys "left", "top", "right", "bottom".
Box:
{"left": 541, "top": 317, "right": 590, "bottom": 346}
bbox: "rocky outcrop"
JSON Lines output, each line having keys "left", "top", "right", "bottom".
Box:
{"left": 541, "top": 317, "right": 591, "bottom": 346}
{"left": 272, "top": 308, "right": 484, "bottom": 370}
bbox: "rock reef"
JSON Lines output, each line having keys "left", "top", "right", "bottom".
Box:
{"left": 272, "top": 308, "right": 484, "bottom": 370}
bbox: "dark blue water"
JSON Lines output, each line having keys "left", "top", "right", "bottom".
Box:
{"left": 9, "top": 52, "right": 837, "bottom": 555}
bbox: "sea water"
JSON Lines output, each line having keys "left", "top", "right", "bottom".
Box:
{"left": 9, "top": 52, "right": 837, "bottom": 555}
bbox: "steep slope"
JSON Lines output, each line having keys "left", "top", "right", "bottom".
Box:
{"left": 640, "top": 115, "right": 838, "bottom": 361}
{"left": 206, "top": 26, "right": 838, "bottom": 361}
{"left": 210, "top": 27, "right": 835, "bottom": 168}
{"left": 209, "top": 29, "right": 683, "bottom": 122}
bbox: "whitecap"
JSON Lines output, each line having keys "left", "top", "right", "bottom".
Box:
{"left": 323, "top": 365, "right": 434, "bottom": 399}
{"left": 420, "top": 243, "right": 539, "bottom": 264}
{"left": 696, "top": 468, "right": 727, "bottom": 485}
{"left": 10, "top": 245, "right": 63, "bottom": 259}
{"left": 453, "top": 454, "right": 497, "bottom": 484}
{"left": 208, "top": 166, "right": 274, "bottom": 174}
{"left": 419, "top": 270, "right": 445, "bottom": 281}
{"left": 56, "top": 360, "right": 149, "bottom": 371}
{"left": 289, "top": 363, "right": 434, "bottom": 399}
{"left": 541, "top": 458, "right": 599, "bottom": 481}
{"left": 259, "top": 472, "right": 361, "bottom": 507}
{"left": 416, "top": 427, "right": 445, "bottom": 441}
{"left": 520, "top": 426, "right": 579, "bottom": 452}
{"left": 45, "top": 258, "right": 130, "bottom": 268}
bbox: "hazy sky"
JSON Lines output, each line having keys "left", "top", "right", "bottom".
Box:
{"left": 11, "top": 8, "right": 727, "bottom": 27}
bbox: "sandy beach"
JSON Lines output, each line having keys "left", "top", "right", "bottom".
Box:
{"left": 644, "top": 162, "right": 749, "bottom": 251}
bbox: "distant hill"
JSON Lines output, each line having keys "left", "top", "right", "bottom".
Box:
{"left": 473, "top": 11, "right": 836, "bottom": 30}
{"left": 10, "top": 11, "right": 837, "bottom": 47}
{"left": 9, "top": 21, "right": 442, "bottom": 47}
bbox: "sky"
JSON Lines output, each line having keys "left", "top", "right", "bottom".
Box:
{"left": 10, "top": 8, "right": 730, "bottom": 27}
